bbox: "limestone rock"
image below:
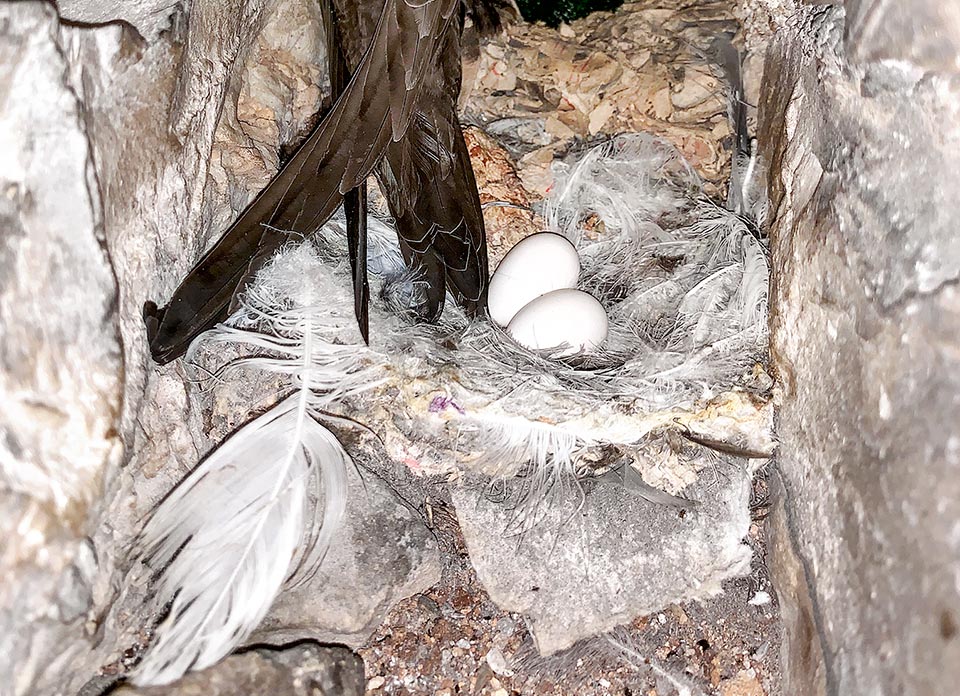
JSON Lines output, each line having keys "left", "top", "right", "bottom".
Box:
{"left": 766, "top": 470, "right": 827, "bottom": 696}
{"left": 0, "top": 4, "right": 123, "bottom": 692}
{"left": 452, "top": 456, "right": 754, "bottom": 654}
{"left": 113, "top": 642, "right": 364, "bottom": 696}
{"left": 0, "top": 1, "right": 122, "bottom": 531}
{"left": 56, "top": 0, "right": 180, "bottom": 41}
{"left": 845, "top": 0, "right": 960, "bottom": 71}
{"left": 760, "top": 4, "right": 960, "bottom": 695}
{"left": 0, "top": 1, "right": 410, "bottom": 693}
{"left": 253, "top": 450, "right": 442, "bottom": 648}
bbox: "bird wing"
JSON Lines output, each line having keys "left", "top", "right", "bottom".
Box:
{"left": 147, "top": 0, "right": 461, "bottom": 364}
{"left": 381, "top": 107, "right": 489, "bottom": 320}
{"left": 324, "top": 0, "right": 370, "bottom": 344}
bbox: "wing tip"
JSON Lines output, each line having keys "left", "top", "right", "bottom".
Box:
{"left": 143, "top": 299, "right": 198, "bottom": 365}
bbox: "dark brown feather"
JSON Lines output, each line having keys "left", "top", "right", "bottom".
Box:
{"left": 381, "top": 110, "right": 488, "bottom": 318}
{"left": 147, "top": 0, "right": 481, "bottom": 363}
{"left": 326, "top": 0, "right": 370, "bottom": 343}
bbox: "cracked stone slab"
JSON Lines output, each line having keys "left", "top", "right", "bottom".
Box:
{"left": 251, "top": 443, "right": 442, "bottom": 648}
{"left": 81, "top": 429, "right": 440, "bottom": 691}
{"left": 452, "top": 457, "right": 754, "bottom": 655}
{"left": 112, "top": 642, "right": 364, "bottom": 696}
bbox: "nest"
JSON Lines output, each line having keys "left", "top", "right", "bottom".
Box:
{"left": 193, "top": 133, "right": 772, "bottom": 514}
{"left": 131, "top": 132, "right": 775, "bottom": 684}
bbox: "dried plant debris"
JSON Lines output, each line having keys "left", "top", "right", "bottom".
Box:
{"left": 462, "top": 1, "right": 745, "bottom": 199}
{"left": 463, "top": 126, "right": 544, "bottom": 266}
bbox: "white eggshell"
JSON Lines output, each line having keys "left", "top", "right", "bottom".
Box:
{"left": 488, "top": 232, "right": 580, "bottom": 326}
{"left": 507, "top": 289, "right": 608, "bottom": 357}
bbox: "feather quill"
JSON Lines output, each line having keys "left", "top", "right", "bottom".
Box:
{"left": 132, "top": 244, "right": 370, "bottom": 686}
{"left": 607, "top": 630, "right": 705, "bottom": 696}
{"left": 132, "top": 394, "right": 350, "bottom": 685}
{"left": 710, "top": 34, "right": 769, "bottom": 228}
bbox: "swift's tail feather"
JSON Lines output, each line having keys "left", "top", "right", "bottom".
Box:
{"left": 383, "top": 108, "right": 489, "bottom": 320}
{"left": 326, "top": 0, "right": 370, "bottom": 344}
{"left": 344, "top": 185, "right": 370, "bottom": 342}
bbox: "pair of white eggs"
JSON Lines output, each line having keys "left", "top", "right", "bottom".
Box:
{"left": 487, "top": 232, "right": 608, "bottom": 357}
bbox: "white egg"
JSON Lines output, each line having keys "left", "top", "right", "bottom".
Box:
{"left": 507, "top": 289, "right": 608, "bottom": 357}
{"left": 487, "top": 232, "right": 580, "bottom": 326}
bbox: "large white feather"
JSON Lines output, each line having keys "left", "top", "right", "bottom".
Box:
{"left": 133, "top": 244, "right": 363, "bottom": 686}
{"left": 132, "top": 393, "right": 350, "bottom": 686}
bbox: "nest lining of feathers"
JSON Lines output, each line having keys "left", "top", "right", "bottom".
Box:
{"left": 128, "top": 134, "right": 772, "bottom": 686}
{"left": 190, "top": 133, "right": 772, "bottom": 493}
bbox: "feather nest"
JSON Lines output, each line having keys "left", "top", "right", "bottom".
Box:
{"left": 133, "top": 132, "right": 770, "bottom": 684}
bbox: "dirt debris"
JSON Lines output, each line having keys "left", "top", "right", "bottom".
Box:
{"left": 358, "top": 477, "right": 780, "bottom": 695}
{"left": 461, "top": 1, "right": 744, "bottom": 202}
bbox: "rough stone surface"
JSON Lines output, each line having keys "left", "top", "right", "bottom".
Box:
{"left": 766, "top": 470, "right": 826, "bottom": 696}
{"left": 0, "top": 4, "right": 124, "bottom": 693}
{"left": 55, "top": 0, "right": 180, "bottom": 41}
{"left": 0, "top": 2, "right": 427, "bottom": 694}
{"left": 253, "top": 453, "right": 442, "bottom": 648}
{"left": 0, "top": 2, "right": 122, "bottom": 528}
{"left": 760, "top": 3, "right": 960, "bottom": 695}
{"left": 452, "top": 455, "right": 755, "bottom": 655}
{"left": 359, "top": 484, "right": 782, "bottom": 695}
{"left": 112, "top": 642, "right": 364, "bottom": 696}
{"left": 844, "top": 0, "right": 960, "bottom": 71}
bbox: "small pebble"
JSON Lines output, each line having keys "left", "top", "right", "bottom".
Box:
{"left": 486, "top": 647, "right": 514, "bottom": 677}
{"left": 748, "top": 591, "right": 771, "bottom": 606}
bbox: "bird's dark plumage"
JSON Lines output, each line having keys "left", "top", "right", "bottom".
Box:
{"left": 146, "top": 0, "right": 495, "bottom": 363}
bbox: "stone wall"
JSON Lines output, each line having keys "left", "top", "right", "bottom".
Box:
{"left": 5, "top": 0, "right": 960, "bottom": 693}
{"left": 2, "top": 3, "right": 438, "bottom": 693}
{"left": 759, "top": 2, "right": 960, "bottom": 694}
